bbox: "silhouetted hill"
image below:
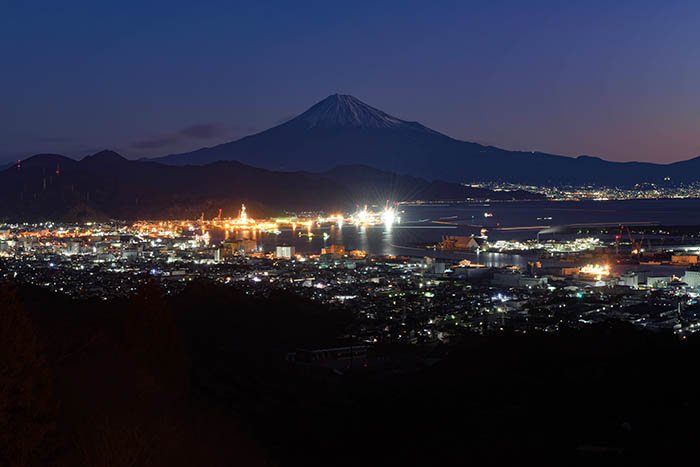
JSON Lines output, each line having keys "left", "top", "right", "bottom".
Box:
{"left": 5, "top": 281, "right": 700, "bottom": 466}
{"left": 80, "top": 149, "right": 130, "bottom": 167}
{"left": 315, "top": 164, "right": 544, "bottom": 203}
{"left": 0, "top": 152, "right": 349, "bottom": 221}
{"left": 153, "top": 94, "right": 700, "bottom": 185}
{"left": 0, "top": 151, "right": 540, "bottom": 221}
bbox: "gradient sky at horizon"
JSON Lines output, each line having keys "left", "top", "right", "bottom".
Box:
{"left": 2, "top": 0, "right": 700, "bottom": 164}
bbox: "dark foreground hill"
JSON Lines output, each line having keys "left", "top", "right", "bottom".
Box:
{"left": 154, "top": 94, "right": 700, "bottom": 185}
{"left": 0, "top": 150, "right": 541, "bottom": 221}
{"left": 3, "top": 280, "right": 700, "bottom": 466}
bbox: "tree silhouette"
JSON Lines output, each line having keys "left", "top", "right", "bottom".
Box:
{"left": 0, "top": 284, "right": 57, "bottom": 467}
{"left": 124, "top": 281, "right": 189, "bottom": 402}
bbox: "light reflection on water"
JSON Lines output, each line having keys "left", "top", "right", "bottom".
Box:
{"left": 211, "top": 199, "right": 700, "bottom": 269}
{"left": 213, "top": 221, "right": 526, "bottom": 267}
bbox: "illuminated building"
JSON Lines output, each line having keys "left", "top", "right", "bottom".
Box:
{"left": 438, "top": 235, "right": 484, "bottom": 251}
{"left": 224, "top": 238, "right": 257, "bottom": 254}
{"left": 122, "top": 245, "right": 142, "bottom": 261}
{"left": 671, "top": 254, "right": 699, "bottom": 265}
{"left": 646, "top": 275, "right": 671, "bottom": 288}
{"left": 321, "top": 244, "right": 346, "bottom": 255}
{"left": 683, "top": 270, "right": 700, "bottom": 288}
{"left": 579, "top": 264, "right": 610, "bottom": 280}
{"left": 276, "top": 245, "right": 295, "bottom": 259}
{"left": 620, "top": 272, "right": 639, "bottom": 288}
{"left": 348, "top": 249, "right": 367, "bottom": 259}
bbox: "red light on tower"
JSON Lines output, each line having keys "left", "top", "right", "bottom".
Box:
{"left": 16, "top": 159, "right": 21, "bottom": 170}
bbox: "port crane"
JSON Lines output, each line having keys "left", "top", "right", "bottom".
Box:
{"left": 615, "top": 225, "right": 644, "bottom": 257}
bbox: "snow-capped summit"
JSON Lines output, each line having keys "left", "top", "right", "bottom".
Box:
{"left": 154, "top": 93, "right": 683, "bottom": 186}
{"left": 293, "top": 94, "right": 419, "bottom": 130}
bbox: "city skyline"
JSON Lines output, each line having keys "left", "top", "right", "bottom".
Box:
{"left": 3, "top": 1, "right": 700, "bottom": 164}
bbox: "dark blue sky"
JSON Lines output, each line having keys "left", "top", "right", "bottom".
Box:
{"left": 2, "top": 0, "right": 699, "bottom": 164}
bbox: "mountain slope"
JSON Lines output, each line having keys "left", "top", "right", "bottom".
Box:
{"left": 152, "top": 94, "right": 699, "bottom": 185}
{"left": 314, "top": 165, "right": 542, "bottom": 204}
{"left": 154, "top": 94, "right": 454, "bottom": 173}
{"left": 0, "top": 151, "right": 540, "bottom": 221}
{"left": 0, "top": 152, "right": 350, "bottom": 221}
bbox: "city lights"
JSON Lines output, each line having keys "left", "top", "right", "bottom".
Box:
{"left": 381, "top": 206, "right": 396, "bottom": 227}
{"left": 350, "top": 204, "right": 399, "bottom": 227}
{"left": 580, "top": 264, "right": 611, "bottom": 280}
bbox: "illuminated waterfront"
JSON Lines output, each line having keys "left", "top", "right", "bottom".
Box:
{"left": 470, "top": 181, "right": 700, "bottom": 201}
{"left": 7, "top": 198, "right": 700, "bottom": 262}
{"left": 243, "top": 198, "right": 700, "bottom": 260}
{"left": 5, "top": 198, "right": 700, "bottom": 347}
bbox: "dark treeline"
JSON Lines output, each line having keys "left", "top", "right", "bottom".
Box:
{"left": 2, "top": 281, "right": 700, "bottom": 466}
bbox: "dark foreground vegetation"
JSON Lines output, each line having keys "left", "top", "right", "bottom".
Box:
{"left": 2, "top": 280, "right": 700, "bottom": 466}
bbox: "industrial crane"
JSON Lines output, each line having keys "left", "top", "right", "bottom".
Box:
{"left": 615, "top": 225, "right": 643, "bottom": 257}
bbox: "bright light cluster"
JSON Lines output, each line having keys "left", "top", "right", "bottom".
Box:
{"left": 380, "top": 207, "right": 396, "bottom": 227}
{"left": 490, "top": 237, "right": 601, "bottom": 253}
{"left": 350, "top": 204, "right": 399, "bottom": 227}
{"left": 580, "top": 264, "right": 610, "bottom": 280}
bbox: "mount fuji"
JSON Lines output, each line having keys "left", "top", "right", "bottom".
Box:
{"left": 153, "top": 94, "right": 698, "bottom": 185}
{"left": 153, "top": 94, "right": 453, "bottom": 174}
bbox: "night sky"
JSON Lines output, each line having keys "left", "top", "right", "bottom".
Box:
{"left": 2, "top": 0, "right": 700, "bottom": 164}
